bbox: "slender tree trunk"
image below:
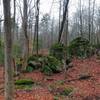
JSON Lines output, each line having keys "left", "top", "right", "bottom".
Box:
{"left": 79, "top": 0, "right": 83, "bottom": 37}
{"left": 64, "top": 11, "right": 68, "bottom": 45}
{"left": 63, "top": 3, "right": 69, "bottom": 79}
{"left": 88, "top": 0, "right": 91, "bottom": 42}
{"left": 22, "top": 0, "right": 29, "bottom": 68}
{"left": 51, "top": 18, "right": 54, "bottom": 46}
{"left": 58, "top": 0, "right": 69, "bottom": 42}
{"left": 3, "top": 0, "right": 14, "bottom": 99}
{"left": 59, "top": 0, "right": 61, "bottom": 34}
{"left": 0, "top": 19, "right": 4, "bottom": 40}
{"left": 33, "top": 0, "right": 36, "bottom": 50}
{"left": 34, "top": 0, "right": 40, "bottom": 55}
{"left": 0, "top": 20, "right": 1, "bottom": 40}
{"left": 91, "top": 0, "right": 95, "bottom": 44}
{"left": 13, "top": 0, "right": 16, "bottom": 41}
{"left": 12, "top": 0, "right": 16, "bottom": 43}
{"left": 23, "top": 0, "right": 29, "bottom": 56}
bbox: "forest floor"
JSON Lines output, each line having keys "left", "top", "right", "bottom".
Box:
{"left": 0, "top": 57, "right": 100, "bottom": 100}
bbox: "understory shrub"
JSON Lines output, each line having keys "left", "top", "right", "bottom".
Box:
{"left": 26, "top": 55, "right": 62, "bottom": 75}
{"left": 68, "top": 37, "right": 93, "bottom": 58}
{"left": 50, "top": 43, "right": 66, "bottom": 60}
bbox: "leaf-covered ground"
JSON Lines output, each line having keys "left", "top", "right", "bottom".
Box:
{"left": 0, "top": 57, "right": 100, "bottom": 100}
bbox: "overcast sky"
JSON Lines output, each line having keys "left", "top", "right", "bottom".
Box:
{"left": 40, "top": 0, "right": 100, "bottom": 19}
{"left": 0, "top": 0, "right": 100, "bottom": 20}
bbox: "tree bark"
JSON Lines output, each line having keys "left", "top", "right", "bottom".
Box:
{"left": 34, "top": 0, "right": 40, "bottom": 55}
{"left": 3, "top": 0, "right": 14, "bottom": 99}
{"left": 79, "top": 0, "right": 83, "bottom": 37}
{"left": 58, "top": 0, "right": 69, "bottom": 42}
{"left": 59, "top": 0, "right": 61, "bottom": 34}
{"left": 88, "top": 0, "right": 91, "bottom": 42}
{"left": 63, "top": 2, "right": 69, "bottom": 79}
{"left": 13, "top": 0, "right": 16, "bottom": 41}
{"left": 23, "top": 0, "right": 29, "bottom": 61}
{"left": 91, "top": 0, "right": 95, "bottom": 44}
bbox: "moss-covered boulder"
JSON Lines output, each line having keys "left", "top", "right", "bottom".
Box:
{"left": 50, "top": 43, "right": 66, "bottom": 60}
{"left": 26, "top": 55, "right": 62, "bottom": 75}
{"left": 68, "top": 37, "right": 93, "bottom": 58}
{"left": 41, "top": 56, "right": 62, "bottom": 75}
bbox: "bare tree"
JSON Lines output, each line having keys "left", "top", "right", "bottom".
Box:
{"left": 59, "top": 0, "right": 61, "bottom": 34}
{"left": 22, "top": 0, "right": 29, "bottom": 65}
{"left": 79, "top": 0, "right": 83, "bottom": 37}
{"left": 3, "top": 0, "right": 14, "bottom": 99}
{"left": 13, "top": 0, "right": 16, "bottom": 41}
{"left": 16, "top": 0, "right": 35, "bottom": 55}
{"left": 63, "top": 0, "right": 69, "bottom": 77}
{"left": 88, "top": 0, "right": 91, "bottom": 42}
{"left": 0, "top": 16, "right": 4, "bottom": 39}
{"left": 91, "top": 0, "right": 95, "bottom": 44}
{"left": 58, "top": 0, "right": 69, "bottom": 42}
{"left": 34, "top": 0, "right": 40, "bottom": 55}
{"left": 50, "top": 17, "right": 54, "bottom": 46}
{"left": 0, "top": 17, "right": 2, "bottom": 39}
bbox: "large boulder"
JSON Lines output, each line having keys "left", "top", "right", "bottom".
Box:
{"left": 68, "top": 37, "right": 93, "bottom": 58}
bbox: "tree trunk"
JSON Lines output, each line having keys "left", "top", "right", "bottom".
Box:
{"left": 59, "top": 0, "right": 61, "bottom": 34}
{"left": 34, "top": 0, "right": 40, "bottom": 55}
{"left": 63, "top": 3, "right": 69, "bottom": 79}
{"left": 13, "top": 0, "right": 16, "bottom": 41}
{"left": 58, "top": 0, "right": 69, "bottom": 42}
{"left": 91, "top": 0, "right": 95, "bottom": 44}
{"left": 51, "top": 18, "right": 54, "bottom": 46}
{"left": 3, "top": 0, "right": 14, "bottom": 99}
{"left": 22, "top": 0, "right": 29, "bottom": 68}
{"left": 79, "top": 0, "right": 83, "bottom": 37}
{"left": 88, "top": 0, "right": 91, "bottom": 42}
{"left": 0, "top": 20, "right": 1, "bottom": 40}
{"left": 0, "top": 19, "right": 4, "bottom": 40}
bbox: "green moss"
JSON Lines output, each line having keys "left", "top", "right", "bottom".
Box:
{"left": 54, "top": 96, "right": 59, "bottom": 100}
{"left": 50, "top": 43, "right": 66, "bottom": 60}
{"left": 15, "top": 79, "right": 34, "bottom": 85}
{"left": 42, "top": 65, "right": 53, "bottom": 75}
{"left": 68, "top": 37, "right": 92, "bottom": 58}
{"left": 26, "top": 66, "right": 34, "bottom": 72}
{"left": 27, "top": 55, "right": 62, "bottom": 75}
{"left": 27, "top": 55, "right": 39, "bottom": 63}
{"left": 41, "top": 56, "right": 62, "bottom": 75}
{"left": 26, "top": 55, "right": 43, "bottom": 71}
{"left": 60, "top": 87, "right": 73, "bottom": 96}
{"left": 16, "top": 84, "right": 33, "bottom": 90}
{"left": 56, "top": 80, "right": 65, "bottom": 85}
